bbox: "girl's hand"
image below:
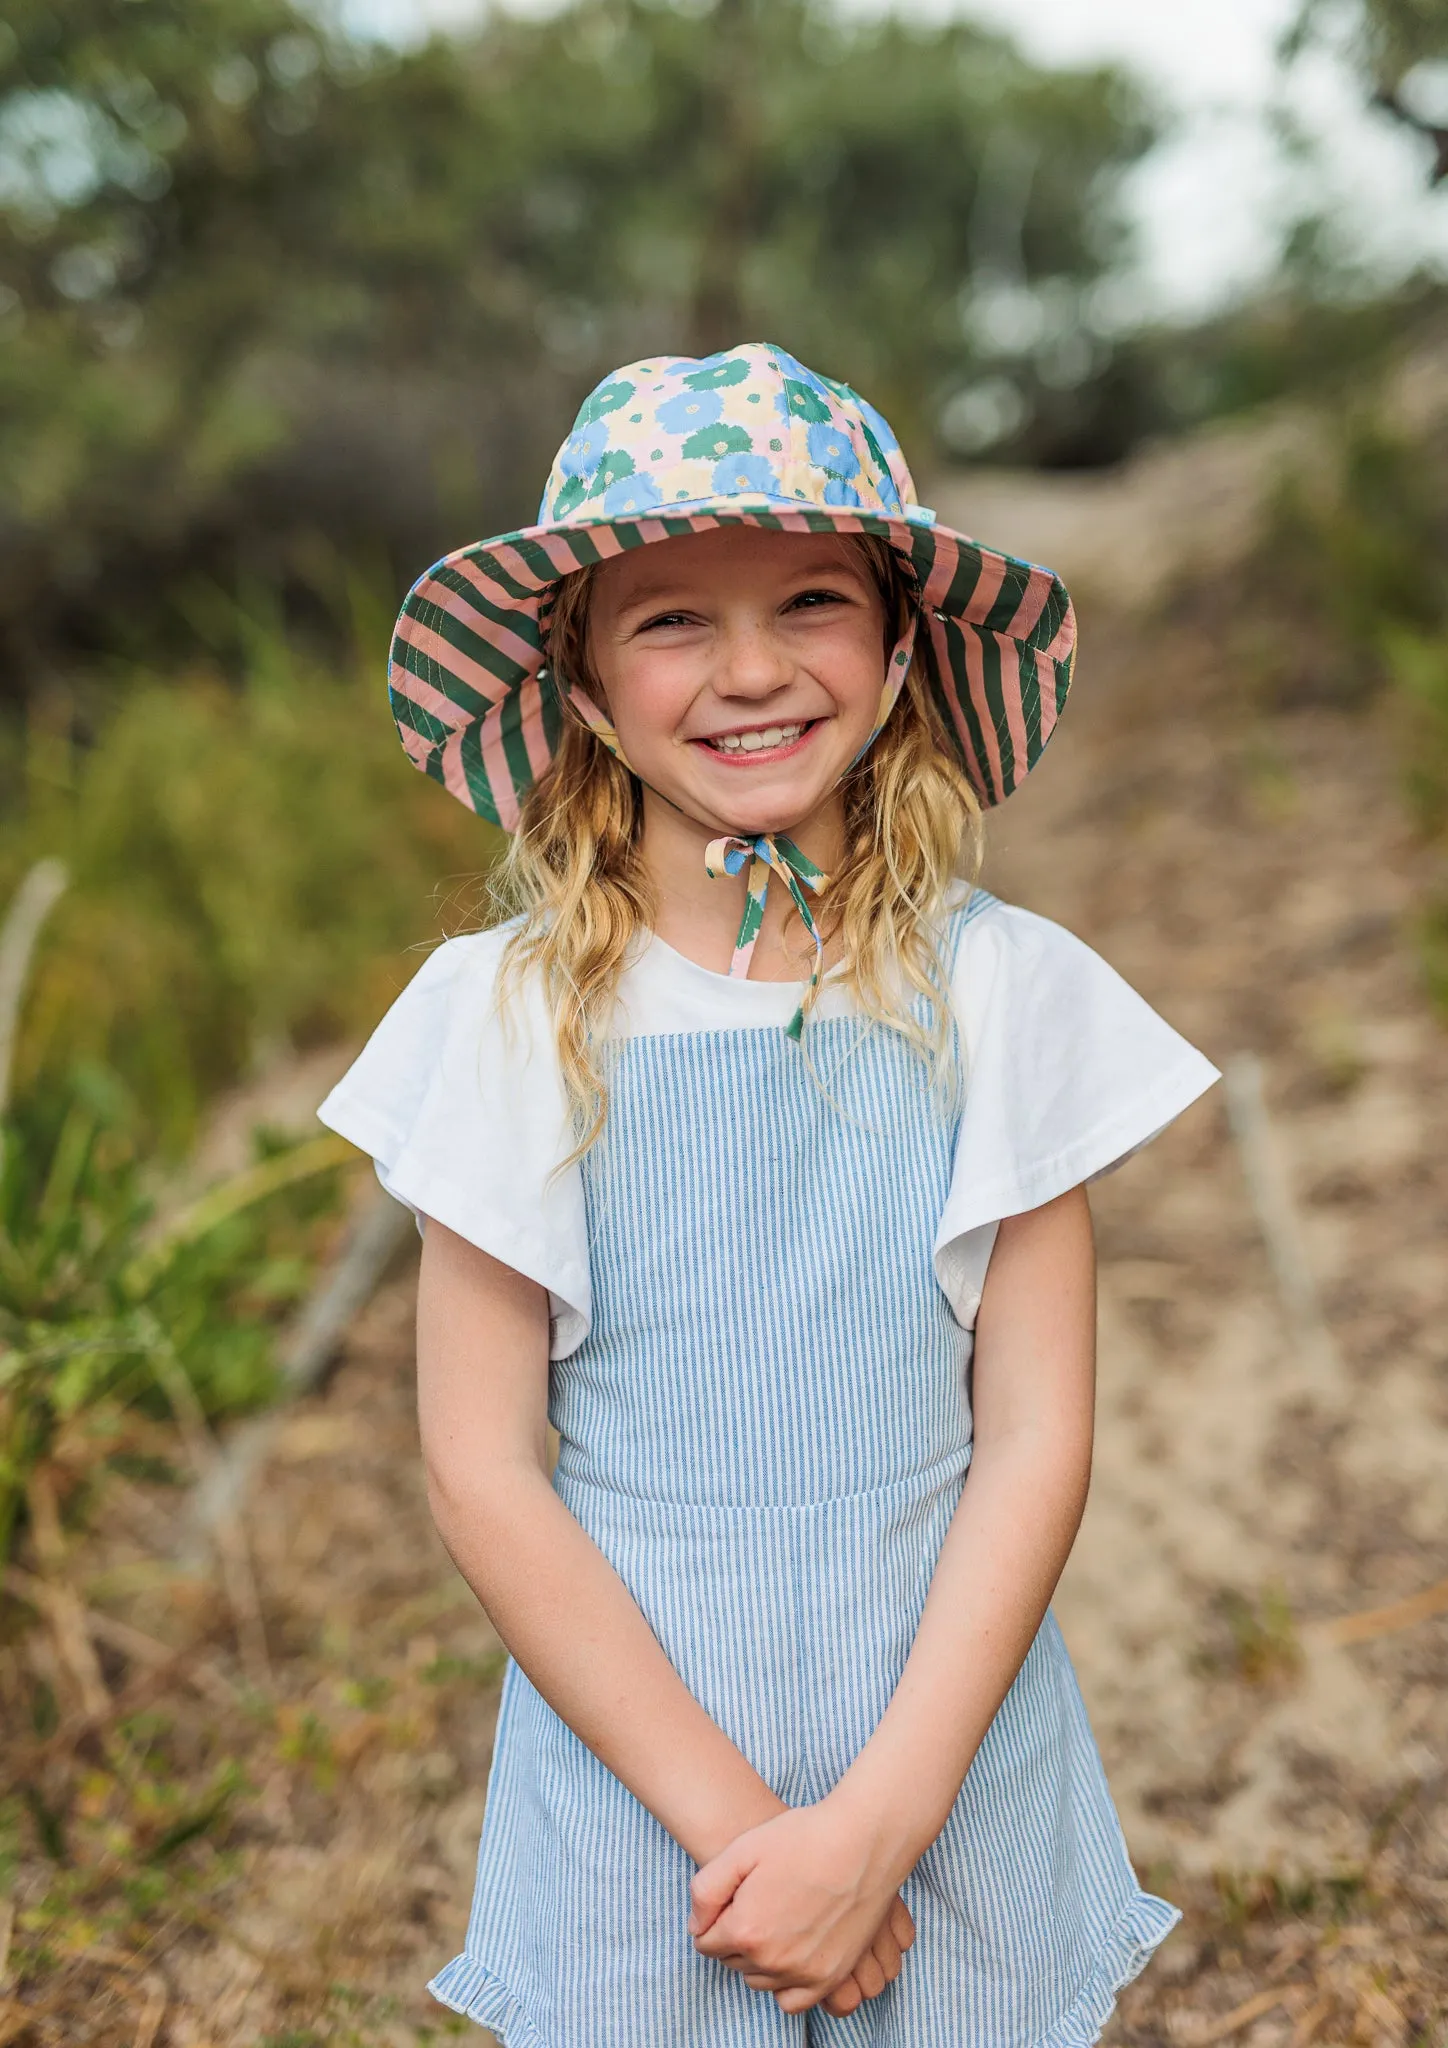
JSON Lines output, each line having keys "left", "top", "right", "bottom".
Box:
{"left": 688, "top": 1804, "right": 915, "bottom": 2014}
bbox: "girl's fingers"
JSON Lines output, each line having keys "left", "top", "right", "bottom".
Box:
{"left": 852, "top": 1950, "right": 886, "bottom": 1999}
{"left": 890, "top": 1893, "right": 917, "bottom": 1950}
{"left": 821, "top": 1977, "right": 865, "bottom": 2018}
{"left": 871, "top": 1924, "right": 903, "bottom": 1984}
{"left": 688, "top": 1841, "right": 753, "bottom": 1937}
{"left": 710, "top": 1947, "right": 770, "bottom": 1976}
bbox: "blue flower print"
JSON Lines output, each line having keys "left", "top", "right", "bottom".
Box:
{"left": 853, "top": 390, "right": 902, "bottom": 457}
{"left": 555, "top": 417, "right": 610, "bottom": 479}
{"left": 770, "top": 347, "right": 833, "bottom": 399}
{"left": 712, "top": 453, "right": 781, "bottom": 496}
{"left": 602, "top": 472, "right": 663, "bottom": 516}
{"left": 823, "top": 477, "right": 862, "bottom": 507}
{"left": 657, "top": 390, "right": 723, "bottom": 436}
{"left": 806, "top": 420, "right": 860, "bottom": 481}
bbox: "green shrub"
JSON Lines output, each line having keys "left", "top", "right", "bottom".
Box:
{"left": 0, "top": 1060, "right": 350, "bottom": 1563}
{"left": 2, "top": 593, "right": 499, "bottom": 1154}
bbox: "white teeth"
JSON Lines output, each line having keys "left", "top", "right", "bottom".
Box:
{"left": 708, "top": 723, "right": 804, "bottom": 755}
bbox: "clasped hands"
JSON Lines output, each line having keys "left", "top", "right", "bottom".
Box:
{"left": 688, "top": 1800, "right": 917, "bottom": 2018}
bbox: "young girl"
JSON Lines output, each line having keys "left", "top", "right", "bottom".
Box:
{"left": 319, "top": 344, "right": 1218, "bottom": 2046}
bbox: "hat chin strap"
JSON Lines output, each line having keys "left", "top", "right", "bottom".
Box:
{"left": 568, "top": 609, "right": 919, "bottom": 1039}
{"left": 702, "top": 831, "right": 827, "bottom": 1042}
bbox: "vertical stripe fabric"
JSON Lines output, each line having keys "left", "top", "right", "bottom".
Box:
{"left": 426, "top": 908, "right": 1178, "bottom": 2048}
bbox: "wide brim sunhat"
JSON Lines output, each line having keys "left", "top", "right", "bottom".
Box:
{"left": 387, "top": 342, "right": 1076, "bottom": 831}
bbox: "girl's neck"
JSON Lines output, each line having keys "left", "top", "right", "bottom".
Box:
{"left": 638, "top": 788, "right": 846, "bottom": 983}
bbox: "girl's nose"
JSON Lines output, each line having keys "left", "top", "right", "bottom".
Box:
{"left": 714, "top": 620, "right": 794, "bottom": 701}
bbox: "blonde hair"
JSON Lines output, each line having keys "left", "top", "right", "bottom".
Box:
{"left": 494, "top": 536, "right": 983, "bottom": 1153}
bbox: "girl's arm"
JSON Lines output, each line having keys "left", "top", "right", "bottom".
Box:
{"left": 417, "top": 1218, "right": 784, "bottom": 1860}
{"left": 416, "top": 1219, "right": 914, "bottom": 2014}
{"left": 691, "top": 1184, "right": 1096, "bottom": 2013}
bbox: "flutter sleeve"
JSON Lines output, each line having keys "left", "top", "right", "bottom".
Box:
{"left": 316, "top": 928, "right": 591, "bottom": 1359}
{"left": 933, "top": 898, "right": 1220, "bottom": 1326}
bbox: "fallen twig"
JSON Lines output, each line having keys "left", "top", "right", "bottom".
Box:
{"left": 25, "top": 1470, "right": 110, "bottom": 1722}
{"left": 1175, "top": 1982, "right": 1311, "bottom": 2045}
{"left": 148, "top": 1343, "right": 272, "bottom": 1690}
{"left": 131, "top": 1971, "right": 167, "bottom": 2048}
{"left": 3, "top": 1642, "right": 224, "bottom": 1781}
{"left": 3, "top": 1564, "right": 238, "bottom": 1707}
{"left": 1223, "top": 1052, "right": 1346, "bottom": 1397}
{"left": 1306, "top": 1572, "right": 1448, "bottom": 1649}
{"left": 182, "top": 1187, "right": 413, "bottom": 1559}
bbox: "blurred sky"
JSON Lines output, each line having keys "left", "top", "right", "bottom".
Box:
{"left": 341, "top": 0, "right": 1448, "bottom": 321}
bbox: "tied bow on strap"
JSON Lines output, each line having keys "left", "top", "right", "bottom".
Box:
{"left": 703, "top": 833, "right": 830, "bottom": 1042}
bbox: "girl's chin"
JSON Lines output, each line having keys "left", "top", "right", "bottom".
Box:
{"left": 690, "top": 778, "right": 837, "bottom": 840}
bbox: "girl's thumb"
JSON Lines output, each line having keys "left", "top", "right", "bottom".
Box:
{"left": 688, "top": 1840, "right": 753, "bottom": 1937}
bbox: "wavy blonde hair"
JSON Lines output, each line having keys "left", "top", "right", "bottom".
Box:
{"left": 493, "top": 536, "right": 983, "bottom": 1153}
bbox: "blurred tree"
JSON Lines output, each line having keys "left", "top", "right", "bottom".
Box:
{"left": 1286, "top": 0, "right": 1448, "bottom": 181}
{"left": 0, "top": 0, "right": 1155, "bottom": 694}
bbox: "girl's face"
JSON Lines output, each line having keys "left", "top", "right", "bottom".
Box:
{"left": 587, "top": 528, "right": 890, "bottom": 841}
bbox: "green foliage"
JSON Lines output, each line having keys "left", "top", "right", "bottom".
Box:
{"left": 0, "top": 0, "right": 1157, "bottom": 686}
{"left": 0, "top": 1056, "right": 346, "bottom": 1563}
{"left": 1116, "top": 278, "right": 1448, "bottom": 439}
{"left": 2, "top": 588, "right": 497, "bottom": 1151}
{"left": 0, "top": 587, "right": 493, "bottom": 1564}
{"left": 1254, "top": 412, "right": 1448, "bottom": 707}
{"left": 1285, "top": 0, "right": 1447, "bottom": 93}
{"left": 1248, "top": 405, "right": 1448, "bottom": 1012}
{"left": 1388, "top": 625, "right": 1448, "bottom": 834}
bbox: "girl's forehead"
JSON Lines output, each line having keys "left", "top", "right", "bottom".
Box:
{"left": 595, "top": 527, "right": 866, "bottom": 604}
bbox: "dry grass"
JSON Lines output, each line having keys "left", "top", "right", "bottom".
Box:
{"left": 0, "top": 1273, "right": 505, "bottom": 2048}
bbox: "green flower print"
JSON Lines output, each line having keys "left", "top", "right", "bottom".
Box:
{"left": 782, "top": 379, "right": 831, "bottom": 423}
{"left": 681, "top": 422, "right": 754, "bottom": 461}
{"left": 585, "top": 447, "right": 636, "bottom": 497}
{"left": 550, "top": 474, "right": 589, "bottom": 520}
{"left": 576, "top": 378, "right": 637, "bottom": 426}
{"left": 682, "top": 356, "right": 751, "bottom": 390}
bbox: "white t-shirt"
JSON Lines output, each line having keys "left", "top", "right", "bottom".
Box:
{"left": 317, "top": 893, "right": 1219, "bottom": 1358}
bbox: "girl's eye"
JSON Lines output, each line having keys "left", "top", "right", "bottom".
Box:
{"left": 637, "top": 610, "right": 694, "bottom": 633}
{"left": 787, "top": 588, "right": 848, "bottom": 612}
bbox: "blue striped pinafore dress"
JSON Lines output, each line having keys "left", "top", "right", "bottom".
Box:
{"left": 427, "top": 911, "right": 1179, "bottom": 2047}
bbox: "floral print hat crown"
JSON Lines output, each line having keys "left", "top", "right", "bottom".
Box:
{"left": 388, "top": 343, "right": 1077, "bottom": 1026}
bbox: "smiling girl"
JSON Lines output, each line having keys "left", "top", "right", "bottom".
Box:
{"left": 319, "top": 345, "right": 1218, "bottom": 2046}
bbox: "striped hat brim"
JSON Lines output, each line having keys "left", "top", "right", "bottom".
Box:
{"left": 387, "top": 498, "right": 1075, "bottom": 828}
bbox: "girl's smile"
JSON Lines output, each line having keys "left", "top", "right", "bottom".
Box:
{"left": 693, "top": 718, "right": 817, "bottom": 762}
